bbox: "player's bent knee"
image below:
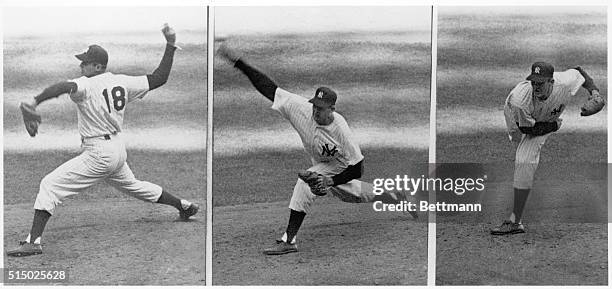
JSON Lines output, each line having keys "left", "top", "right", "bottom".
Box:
{"left": 288, "top": 202, "right": 310, "bottom": 214}
{"left": 289, "top": 191, "right": 314, "bottom": 214}
{"left": 513, "top": 177, "right": 534, "bottom": 190}
{"left": 33, "top": 189, "right": 57, "bottom": 215}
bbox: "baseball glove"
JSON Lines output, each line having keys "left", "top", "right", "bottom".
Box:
{"left": 298, "top": 170, "right": 330, "bottom": 196}
{"left": 580, "top": 92, "right": 606, "bottom": 116}
{"left": 19, "top": 102, "right": 41, "bottom": 137}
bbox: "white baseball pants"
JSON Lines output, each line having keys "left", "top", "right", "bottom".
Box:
{"left": 34, "top": 134, "right": 163, "bottom": 215}
{"left": 289, "top": 178, "right": 378, "bottom": 214}
{"left": 513, "top": 133, "right": 550, "bottom": 189}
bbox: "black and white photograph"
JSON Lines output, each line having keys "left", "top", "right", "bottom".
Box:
{"left": 435, "top": 6, "right": 607, "bottom": 285}
{"left": 1, "top": 2, "right": 610, "bottom": 288}
{"left": 3, "top": 6, "right": 206, "bottom": 285}
{"left": 212, "top": 6, "right": 431, "bottom": 285}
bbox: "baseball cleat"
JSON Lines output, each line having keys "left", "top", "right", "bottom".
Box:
{"left": 179, "top": 203, "right": 199, "bottom": 221}
{"left": 490, "top": 220, "right": 525, "bottom": 235}
{"left": 263, "top": 241, "right": 298, "bottom": 255}
{"left": 7, "top": 241, "right": 43, "bottom": 257}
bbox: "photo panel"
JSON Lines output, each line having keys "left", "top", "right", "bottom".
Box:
{"left": 3, "top": 6, "right": 207, "bottom": 285}
{"left": 212, "top": 6, "right": 431, "bottom": 285}
{"left": 435, "top": 6, "right": 607, "bottom": 285}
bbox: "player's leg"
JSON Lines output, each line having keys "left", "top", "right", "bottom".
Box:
{"left": 510, "top": 134, "right": 547, "bottom": 223}
{"left": 263, "top": 178, "right": 315, "bottom": 255}
{"left": 491, "top": 134, "right": 548, "bottom": 235}
{"left": 105, "top": 162, "right": 199, "bottom": 220}
{"left": 8, "top": 151, "right": 105, "bottom": 257}
{"left": 331, "top": 180, "right": 419, "bottom": 219}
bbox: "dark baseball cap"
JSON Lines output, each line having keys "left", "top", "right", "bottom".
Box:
{"left": 75, "top": 45, "right": 108, "bottom": 66}
{"left": 309, "top": 87, "right": 337, "bottom": 108}
{"left": 526, "top": 61, "right": 554, "bottom": 82}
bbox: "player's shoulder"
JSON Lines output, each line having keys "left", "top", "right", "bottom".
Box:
{"left": 553, "top": 68, "right": 582, "bottom": 86}
{"left": 94, "top": 72, "right": 147, "bottom": 87}
{"left": 95, "top": 72, "right": 121, "bottom": 80}
{"left": 81, "top": 72, "right": 115, "bottom": 83}
{"left": 507, "top": 81, "right": 532, "bottom": 107}
{"left": 554, "top": 68, "right": 579, "bottom": 77}
{"left": 330, "top": 112, "right": 353, "bottom": 133}
{"left": 333, "top": 111, "right": 348, "bottom": 124}
{"left": 274, "top": 88, "right": 311, "bottom": 113}
{"left": 68, "top": 74, "right": 89, "bottom": 83}
{"left": 276, "top": 88, "right": 308, "bottom": 102}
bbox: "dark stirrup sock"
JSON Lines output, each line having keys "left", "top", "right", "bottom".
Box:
{"left": 285, "top": 209, "right": 306, "bottom": 243}
{"left": 29, "top": 209, "right": 52, "bottom": 243}
{"left": 156, "top": 190, "right": 183, "bottom": 211}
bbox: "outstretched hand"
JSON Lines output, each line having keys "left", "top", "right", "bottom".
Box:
{"left": 162, "top": 23, "right": 176, "bottom": 45}
{"left": 217, "top": 42, "right": 241, "bottom": 64}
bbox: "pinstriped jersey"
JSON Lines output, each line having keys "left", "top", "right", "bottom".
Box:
{"left": 69, "top": 72, "right": 150, "bottom": 138}
{"left": 272, "top": 88, "right": 364, "bottom": 175}
{"left": 504, "top": 69, "right": 585, "bottom": 131}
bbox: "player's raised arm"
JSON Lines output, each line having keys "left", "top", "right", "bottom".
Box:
{"left": 147, "top": 24, "right": 178, "bottom": 90}
{"left": 573, "top": 66, "right": 606, "bottom": 116}
{"left": 573, "top": 66, "right": 599, "bottom": 95}
{"left": 217, "top": 43, "right": 278, "bottom": 101}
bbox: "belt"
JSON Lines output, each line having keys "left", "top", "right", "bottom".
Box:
{"left": 81, "top": 134, "right": 113, "bottom": 142}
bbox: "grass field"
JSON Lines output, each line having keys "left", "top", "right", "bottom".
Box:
{"left": 4, "top": 30, "right": 206, "bottom": 285}
{"left": 213, "top": 31, "right": 430, "bottom": 285}
{"left": 436, "top": 10, "right": 607, "bottom": 285}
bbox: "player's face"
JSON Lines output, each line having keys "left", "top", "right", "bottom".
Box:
{"left": 80, "top": 62, "right": 104, "bottom": 77}
{"left": 531, "top": 79, "right": 554, "bottom": 100}
{"left": 312, "top": 105, "right": 334, "bottom": 125}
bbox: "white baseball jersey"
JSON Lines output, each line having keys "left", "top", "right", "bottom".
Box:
{"left": 505, "top": 69, "right": 585, "bottom": 130}
{"left": 69, "top": 72, "right": 150, "bottom": 138}
{"left": 504, "top": 69, "right": 585, "bottom": 189}
{"left": 271, "top": 88, "right": 364, "bottom": 175}
{"left": 34, "top": 72, "right": 162, "bottom": 215}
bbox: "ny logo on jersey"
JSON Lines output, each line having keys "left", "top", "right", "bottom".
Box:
{"left": 321, "top": 144, "right": 338, "bottom": 157}
{"left": 551, "top": 104, "right": 564, "bottom": 116}
{"left": 534, "top": 67, "right": 541, "bottom": 74}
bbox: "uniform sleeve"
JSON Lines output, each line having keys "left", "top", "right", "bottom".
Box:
{"left": 512, "top": 105, "right": 536, "bottom": 127}
{"left": 338, "top": 122, "right": 364, "bottom": 166}
{"left": 68, "top": 76, "right": 89, "bottom": 103}
{"left": 555, "top": 69, "right": 585, "bottom": 96}
{"left": 505, "top": 82, "right": 536, "bottom": 127}
{"left": 271, "top": 88, "right": 311, "bottom": 122}
{"left": 118, "top": 75, "right": 150, "bottom": 103}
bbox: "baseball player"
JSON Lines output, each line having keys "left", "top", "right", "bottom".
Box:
{"left": 491, "top": 61, "right": 604, "bottom": 235}
{"left": 217, "top": 43, "right": 413, "bottom": 255}
{"left": 7, "top": 24, "right": 199, "bottom": 257}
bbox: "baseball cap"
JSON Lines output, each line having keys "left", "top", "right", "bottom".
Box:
{"left": 309, "top": 87, "right": 337, "bottom": 108}
{"left": 526, "top": 61, "right": 554, "bottom": 82}
{"left": 75, "top": 45, "right": 108, "bottom": 66}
